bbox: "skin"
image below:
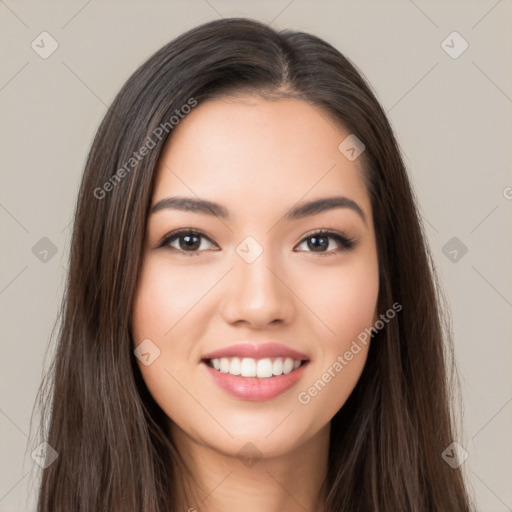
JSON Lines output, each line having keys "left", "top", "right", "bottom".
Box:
{"left": 131, "top": 93, "right": 379, "bottom": 512}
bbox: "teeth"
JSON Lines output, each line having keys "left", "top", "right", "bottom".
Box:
{"left": 229, "top": 357, "right": 241, "bottom": 375}
{"left": 219, "top": 357, "right": 230, "bottom": 373}
{"left": 209, "top": 357, "right": 304, "bottom": 377}
{"left": 283, "top": 357, "right": 294, "bottom": 374}
{"left": 256, "top": 358, "right": 273, "bottom": 378}
{"left": 272, "top": 358, "right": 283, "bottom": 375}
{"left": 240, "top": 358, "right": 256, "bottom": 377}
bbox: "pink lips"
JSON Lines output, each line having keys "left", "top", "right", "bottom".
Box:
{"left": 201, "top": 342, "right": 310, "bottom": 401}
{"left": 201, "top": 342, "right": 309, "bottom": 361}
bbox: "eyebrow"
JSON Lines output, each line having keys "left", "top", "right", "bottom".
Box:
{"left": 151, "top": 195, "right": 367, "bottom": 224}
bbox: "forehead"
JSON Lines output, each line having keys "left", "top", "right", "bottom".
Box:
{"left": 152, "top": 94, "right": 371, "bottom": 222}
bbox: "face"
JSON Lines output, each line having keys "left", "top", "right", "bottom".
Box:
{"left": 131, "top": 93, "right": 379, "bottom": 460}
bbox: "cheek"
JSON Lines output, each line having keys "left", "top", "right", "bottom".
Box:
{"left": 329, "top": 269, "right": 378, "bottom": 346}
{"left": 130, "top": 260, "right": 186, "bottom": 391}
{"left": 294, "top": 253, "right": 379, "bottom": 413}
{"left": 300, "top": 255, "right": 379, "bottom": 349}
{"left": 131, "top": 261, "right": 199, "bottom": 426}
{"left": 131, "top": 255, "right": 212, "bottom": 343}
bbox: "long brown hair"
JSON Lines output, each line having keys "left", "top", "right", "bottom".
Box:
{"left": 32, "top": 17, "right": 474, "bottom": 511}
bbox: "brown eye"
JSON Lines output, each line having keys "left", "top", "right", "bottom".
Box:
{"left": 295, "top": 230, "right": 356, "bottom": 255}
{"left": 160, "top": 230, "right": 217, "bottom": 255}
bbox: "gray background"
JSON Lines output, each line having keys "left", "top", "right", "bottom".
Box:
{"left": 1, "top": 1, "right": 511, "bottom": 510}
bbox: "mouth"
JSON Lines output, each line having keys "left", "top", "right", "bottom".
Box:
{"left": 203, "top": 356, "right": 308, "bottom": 378}
{"left": 200, "top": 356, "right": 310, "bottom": 401}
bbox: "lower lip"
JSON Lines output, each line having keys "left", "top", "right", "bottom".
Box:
{"left": 201, "top": 361, "right": 309, "bottom": 401}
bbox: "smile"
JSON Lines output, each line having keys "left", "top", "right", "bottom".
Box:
{"left": 206, "top": 356, "right": 304, "bottom": 378}
{"left": 201, "top": 359, "right": 309, "bottom": 401}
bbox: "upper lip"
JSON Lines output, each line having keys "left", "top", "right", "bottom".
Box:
{"left": 202, "top": 342, "right": 309, "bottom": 361}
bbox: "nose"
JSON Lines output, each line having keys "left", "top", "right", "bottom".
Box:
{"left": 219, "top": 250, "right": 295, "bottom": 329}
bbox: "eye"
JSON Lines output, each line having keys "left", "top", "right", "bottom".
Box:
{"left": 159, "top": 229, "right": 218, "bottom": 255}
{"left": 295, "top": 230, "right": 356, "bottom": 256}
{"left": 158, "top": 228, "right": 356, "bottom": 256}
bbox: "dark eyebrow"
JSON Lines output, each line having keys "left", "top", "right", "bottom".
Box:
{"left": 151, "top": 195, "right": 366, "bottom": 225}
{"left": 151, "top": 197, "right": 229, "bottom": 218}
{"left": 283, "top": 196, "right": 366, "bottom": 225}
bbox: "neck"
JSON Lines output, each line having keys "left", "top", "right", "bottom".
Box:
{"left": 169, "top": 423, "right": 330, "bottom": 512}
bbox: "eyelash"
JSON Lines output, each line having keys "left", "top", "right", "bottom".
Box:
{"left": 158, "top": 229, "right": 357, "bottom": 257}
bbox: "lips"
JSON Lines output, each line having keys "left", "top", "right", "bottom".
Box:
{"left": 200, "top": 342, "right": 310, "bottom": 401}
{"left": 201, "top": 342, "right": 309, "bottom": 361}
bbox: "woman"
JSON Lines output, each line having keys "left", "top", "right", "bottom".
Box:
{"left": 34, "top": 17, "right": 474, "bottom": 511}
